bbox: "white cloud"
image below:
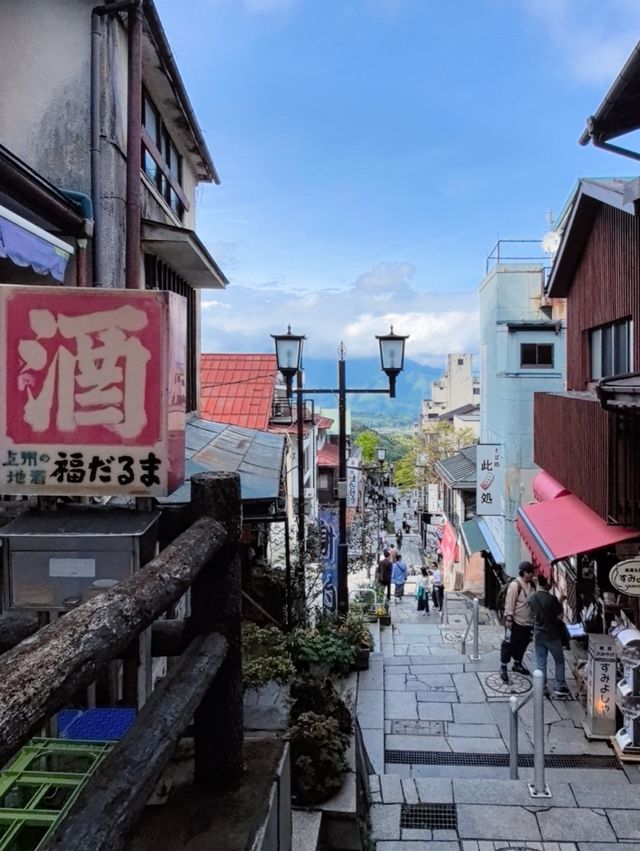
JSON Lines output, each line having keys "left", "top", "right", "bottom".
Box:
{"left": 200, "top": 261, "right": 479, "bottom": 366}
{"left": 522, "top": 0, "right": 640, "bottom": 85}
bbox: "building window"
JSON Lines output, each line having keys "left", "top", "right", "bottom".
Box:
{"left": 142, "top": 92, "right": 186, "bottom": 219}
{"left": 520, "top": 343, "right": 554, "bottom": 368}
{"left": 590, "top": 319, "right": 633, "bottom": 380}
{"left": 318, "top": 473, "right": 330, "bottom": 490}
{"left": 457, "top": 358, "right": 464, "bottom": 366}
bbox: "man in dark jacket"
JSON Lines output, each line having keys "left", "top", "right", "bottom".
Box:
{"left": 376, "top": 549, "right": 392, "bottom": 600}
{"left": 528, "top": 574, "right": 570, "bottom": 698}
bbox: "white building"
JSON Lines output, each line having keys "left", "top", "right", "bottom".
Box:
{"left": 421, "top": 354, "right": 480, "bottom": 428}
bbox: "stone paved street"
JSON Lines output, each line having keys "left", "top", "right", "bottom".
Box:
{"left": 354, "top": 526, "right": 640, "bottom": 850}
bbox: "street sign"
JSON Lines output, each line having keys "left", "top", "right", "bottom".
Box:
{"left": 610, "top": 558, "right": 640, "bottom": 596}
{"left": 476, "top": 443, "right": 502, "bottom": 516}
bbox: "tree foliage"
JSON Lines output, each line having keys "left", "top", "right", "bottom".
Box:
{"left": 354, "top": 429, "right": 379, "bottom": 463}
{"left": 393, "top": 422, "right": 478, "bottom": 491}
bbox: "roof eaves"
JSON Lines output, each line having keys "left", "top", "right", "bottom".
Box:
{"left": 547, "top": 178, "right": 637, "bottom": 298}
{"left": 143, "top": 0, "right": 220, "bottom": 185}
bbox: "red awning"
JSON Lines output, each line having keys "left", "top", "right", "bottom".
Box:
{"left": 516, "top": 494, "right": 639, "bottom": 576}
{"left": 532, "top": 471, "right": 570, "bottom": 503}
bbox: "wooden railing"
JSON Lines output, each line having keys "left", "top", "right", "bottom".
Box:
{"left": 0, "top": 471, "right": 243, "bottom": 851}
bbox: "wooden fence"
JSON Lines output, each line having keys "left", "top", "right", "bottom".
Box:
{"left": 0, "top": 471, "right": 243, "bottom": 851}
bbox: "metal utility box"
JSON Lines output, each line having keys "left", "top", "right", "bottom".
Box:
{"left": 1, "top": 509, "right": 160, "bottom": 612}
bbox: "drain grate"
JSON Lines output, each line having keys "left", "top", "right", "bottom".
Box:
{"left": 400, "top": 802, "right": 457, "bottom": 830}
{"left": 386, "top": 750, "right": 620, "bottom": 769}
{"left": 391, "top": 720, "right": 445, "bottom": 736}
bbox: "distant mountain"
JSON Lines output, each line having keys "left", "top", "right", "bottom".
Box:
{"left": 302, "top": 357, "right": 441, "bottom": 426}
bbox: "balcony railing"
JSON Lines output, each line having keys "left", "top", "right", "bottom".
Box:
{"left": 533, "top": 391, "right": 640, "bottom": 527}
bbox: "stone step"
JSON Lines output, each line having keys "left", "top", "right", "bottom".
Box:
{"left": 369, "top": 775, "right": 636, "bottom": 847}
{"left": 291, "top": 809, "right": 322, "bottom": 851}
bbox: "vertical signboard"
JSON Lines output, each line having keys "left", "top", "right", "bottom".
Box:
{"left": 476, "top": 443, "right": 502, "bottom": 516}
{"left": 347, "top": 465, "right": 359, "bottom": 509}
{"left": 427, "top": 483, "right": 439, "bottom": 514}
{"left": 0, "top": 285, "right": 186, "bottom": 497}
{"left": 583, "top": 635, "right": 617, "bottom": 740}
{"left": 319, "top": 507, "right": 339, "bottom": 614}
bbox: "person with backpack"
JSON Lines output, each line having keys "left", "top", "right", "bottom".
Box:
{"left": 500, "top": 561, "right": 535, "bottom": 684}
{"left": 528, "top": 574, "right": 571, "bottom": 698}
{"left": 376, "top": 548, "right": 392, "bottom": 600}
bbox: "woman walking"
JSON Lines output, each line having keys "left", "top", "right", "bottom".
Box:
{"left": 416, "top": 566, "right": 430, "bottom": 615}
{"left": 391, "top": 551, "right": 407, "bottom": 603}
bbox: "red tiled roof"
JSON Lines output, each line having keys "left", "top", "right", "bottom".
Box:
{"left": 314, "top": 415, "right": 334, "bottom": 430}
{"left": 200, "top": 354, "right": 278, "bottom": 430}
{"left": 317, "top": 443, "right": 340, "bottom": 468}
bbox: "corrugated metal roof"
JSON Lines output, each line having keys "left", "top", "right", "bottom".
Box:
{"left": 200, "top": 354, "right": 278, "bottom": 430}
{"left": 157, "top": 417, "right": 285, "bottom": 505}
{"left": 434, "top": 444, "right": 477, "bottom": 489}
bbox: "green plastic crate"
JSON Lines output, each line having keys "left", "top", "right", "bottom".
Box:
{"left": 0, "top": 738, "right": 113, "bottom": 850}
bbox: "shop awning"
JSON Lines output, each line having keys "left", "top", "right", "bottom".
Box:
{"left": 0, "top": 204, "right": 73, "bottom": 282}
{"left": 532, "top": 471, "right": 570, "bottom": 502}
{"left": 476, "top": 517, "right": 505, "bottom": 564}
{"left": 461, "top": 518, "right": 487, "bottom": 556}
{"left": 516, "top": 494, "right": 640, "bottom": 575}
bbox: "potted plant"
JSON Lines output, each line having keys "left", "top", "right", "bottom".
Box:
{"left": 375, "top": 587, "right": 391, "bottom": 626}
{"left": 336, "top": 610, "right": 374, "bottom": 670}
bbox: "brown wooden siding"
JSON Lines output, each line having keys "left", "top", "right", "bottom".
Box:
{"left": 566, "top": 205, "right": 640, "bottom": 389}
{"left": 533, "top": 392, "right": 610, "bottom": 519}
{"left": 534, "top": 392, "right": 640, "bottom": 527}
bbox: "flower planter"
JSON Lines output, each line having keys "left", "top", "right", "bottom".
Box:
{"left": 378, "top": 615, "right": 391, "bottom": 627}
{"left": 353, "top": 648, "right": 370, "bottom": 671}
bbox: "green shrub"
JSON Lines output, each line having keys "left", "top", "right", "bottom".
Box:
{"left": 291, "top": 628, "right": 355, "bottom": 676}
{"left": 290, "top": 711, "right": 349, "bottom": 804}
{"left": 290, "top": 676, "right": 353, "bottom": 737}
{"left": 242, "top": 623, "right": 295, "bottom": 690}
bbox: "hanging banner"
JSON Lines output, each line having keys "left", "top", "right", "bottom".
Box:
{"left": 319, "top": 507, "right": 339, "bottom": 614}
{"left": 427, "top": 483, "right": 439, "bottom": 514}
{"left": 476, "top": 443, "right": 502, "bottom": 516}
{"left": 0, "top": 285, "right": 186, "bottom": 497}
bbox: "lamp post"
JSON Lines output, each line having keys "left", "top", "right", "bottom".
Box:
{"left": 272, "top": 326, "right": 408, "bottom": 615}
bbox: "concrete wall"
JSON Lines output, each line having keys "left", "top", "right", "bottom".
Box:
{"left": 479, "top": 264, "right": 566, "bottom": 575}
{"left": 0, "top": 0, "right": 201, "bottom": 288}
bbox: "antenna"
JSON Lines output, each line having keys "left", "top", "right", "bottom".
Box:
{"left": 542, "top": 208, "right": 560, "bottom": 255}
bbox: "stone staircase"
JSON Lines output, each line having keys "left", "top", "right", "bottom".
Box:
{"left": 356, "top": 585, "right": 640, "bottom": 850}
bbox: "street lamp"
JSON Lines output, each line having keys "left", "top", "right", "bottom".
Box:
{"left": 272, "top": 326, "right": 408, "bottom": 615}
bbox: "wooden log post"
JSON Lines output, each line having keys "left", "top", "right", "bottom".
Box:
{"left": 190, "top": 472, "right": 243, "bottom": 792}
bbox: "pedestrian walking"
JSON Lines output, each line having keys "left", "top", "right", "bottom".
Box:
{"left": 416, "top": 566, "right": 430, "bottom": 615}
{"left": 391, "top": 551, "right": 407, "bottom": 602}
{"left": 528, "top": 573, "right": 571, "bottom": 698}
{"left": 395, "top": 529, "right": 403, "bottom": 550}
{"left": 430, "top": 564, "right": 444, "bottom": 610}
{"left": 376, "top": 548, "right": 392, "bottom": 600}
{"left": 500, "top": 561, "right": 536, "bottom": 684}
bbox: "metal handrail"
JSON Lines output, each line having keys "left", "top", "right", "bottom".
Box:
{"left": 460, "top": 598, "right": 481, "bottom": 661}
{"left": 439, "top": 591, "right": 449, "bottom": 626}
{"left": 508, "top": 669, "right": 552, "bottom": 798}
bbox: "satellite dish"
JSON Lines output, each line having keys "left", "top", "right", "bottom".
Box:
{"left": 542, "top": 231, "right": 561, "bottom": 255}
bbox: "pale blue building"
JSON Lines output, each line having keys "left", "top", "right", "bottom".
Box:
{"left": 478, "top": 258, "right": 566, "bottom": 576}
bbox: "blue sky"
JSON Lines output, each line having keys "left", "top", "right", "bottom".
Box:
{"left": 155, "top": 0, "right": 640, "bottom": 365}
